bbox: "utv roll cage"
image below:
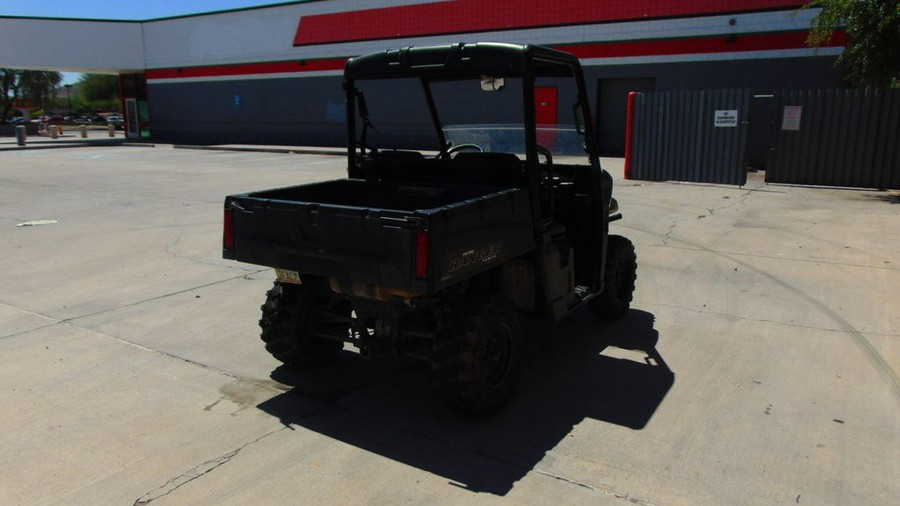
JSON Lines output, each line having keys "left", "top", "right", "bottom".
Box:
{"left": 344, "top": 42, "right": 601, "bottom": 171}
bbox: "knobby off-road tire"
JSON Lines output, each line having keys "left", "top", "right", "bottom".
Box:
{"left": 588, "top": 235, "right": 637, "bottom": 320}
{"left": 432, "top": 296, "right": 523, "bottom": 416}
{"left": 259, "top": 280, "right": 346, "bottom": 367}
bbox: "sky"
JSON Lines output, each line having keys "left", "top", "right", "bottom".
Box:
{"left": 0, "top": 1, "right": 283, "bottom": 84}
{"left": 0, "top": 1, "right": 282, "bottom": 21}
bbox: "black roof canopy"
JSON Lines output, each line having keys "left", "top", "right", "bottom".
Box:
{"left": 344, "top": 42, "right": 582, "bottom": 81}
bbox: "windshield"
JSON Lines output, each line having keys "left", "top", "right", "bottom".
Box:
{"left": 352, "top": 74, "right": 589, "bottom": 163}
{"left": 353, "top": 77, "right": 438, "bottom": 150}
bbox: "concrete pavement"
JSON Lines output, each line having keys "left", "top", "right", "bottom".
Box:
{"left": 0, "top": 143, "right": 897, "bottom": 505}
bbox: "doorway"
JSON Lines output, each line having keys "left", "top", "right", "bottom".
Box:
{"left": 596, "top": 78, "right": 655, "bottom": 156}
{"left": 747, "top": 94, "right": 777, "bottom": 171}
{"left": 125, "top": 99, "right": 139, "bottom": 139}
{"left": 119, "top": 73, "right": 149, "bottom": 140}
{"left": 535, "top": 86, "right": 558, "bottom": 151}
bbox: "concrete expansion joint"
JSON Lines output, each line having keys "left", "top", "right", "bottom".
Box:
{"left": 61, "top": 270, "right": 270, "bottom": 324}
{"left": 0, "top": 321, "right": 58, "bottom": 341}
{"left": 0, "top": 301, "right": 59, "bottom": 340}
{"left": 535, "top": 469, "right": 660, "bottom": 505}
{"left": 133, "top": 429, "right": 284, "bottom": 505}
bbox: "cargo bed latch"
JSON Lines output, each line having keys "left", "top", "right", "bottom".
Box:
{"left": 379, "top": 215, "right": 426, "bottom": 231}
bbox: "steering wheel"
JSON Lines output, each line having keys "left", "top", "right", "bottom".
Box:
{"left": 536, "top": 144, "right": 558, "bottom": 191}
{"left": 444, "top": 143, "right": 484, "bottom": 159}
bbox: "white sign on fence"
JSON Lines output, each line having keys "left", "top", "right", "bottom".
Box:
{"left": 714, "top": 109, "right": 739, "bottom": 127}
{"left": 782, "top": 105, "right": 802, "bottom": 131}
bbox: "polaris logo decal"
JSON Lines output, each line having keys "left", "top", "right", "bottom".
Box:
{"left": 444, "top": 242, "right": 504, "bottom": 277}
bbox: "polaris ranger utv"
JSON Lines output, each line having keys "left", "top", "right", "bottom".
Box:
{"left": 223, "top": 43, "right": 636, "bottom": 415}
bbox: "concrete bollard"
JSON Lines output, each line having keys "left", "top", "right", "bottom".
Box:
{"left": 108, "top": 124, "right": 115, "bottom": 137}
{"left": 81, "top": 125, "right": 88, "bottom": 138}
{"left": 15, "top": 125, "right": 26, "bottom": 146}
{"left": 50, "top": 125, "right": 59, "bottom": 139}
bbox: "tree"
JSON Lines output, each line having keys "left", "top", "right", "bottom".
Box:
{"left": 77, "top": 74, "right": 120, "bottom": 112}
{"left": 0, "top": 69, "right": 62, "bottom": 122}
{"left": 0, "top": 70, "right": 21, "bottom": 122}
{"left": 804, "top": 0, "right": 900, "bottom": 88}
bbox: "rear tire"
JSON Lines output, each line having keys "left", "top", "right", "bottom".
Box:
{"left": 259, "top": 280, "right": 346, "bottom": 367}
{"left": 588, "top": 235, "right": 637, "bottom": 320}
{"left": 432, "top": 296, "right": 523, "bottom": 416}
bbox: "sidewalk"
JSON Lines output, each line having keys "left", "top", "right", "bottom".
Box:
{"left": 0, "top": 127, "right": 129, "bottom": 150}
{"left": 0, "top": 128, "right": 351, "bottom": 155}
{"left": 174, "top": 143, "right": 345, "bottom": 156}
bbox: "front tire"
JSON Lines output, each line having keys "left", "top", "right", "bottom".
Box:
{"left": 432, "top": 296, "right": 523, "bottom": 416}
{"left": 588, "top": 235, "right": 637, "bottom": 320}
{"left": 259, "top": 280, "right": 346, "bottom": 367}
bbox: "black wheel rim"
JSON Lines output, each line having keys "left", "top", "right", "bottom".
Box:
{"left": 481, "top": 322, "right": 513, "bottom": 386}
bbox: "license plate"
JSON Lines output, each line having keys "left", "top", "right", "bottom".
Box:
{"left": 275, "top": 269, "right": 301, "bottom": 284}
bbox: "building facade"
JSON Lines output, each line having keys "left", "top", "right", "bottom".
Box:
{"left": 0, "top": 0, "right": 846, "bottom": 155}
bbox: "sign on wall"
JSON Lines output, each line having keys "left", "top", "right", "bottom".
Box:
{"left": 781, "top": 105, "right": 802, "bottom": 131}
{"left": 714, "top": 109, "right": 738, "bottom": 127}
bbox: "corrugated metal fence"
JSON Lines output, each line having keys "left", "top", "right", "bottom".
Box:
{"left": 626, "top": 87, "right": 900, "bottom": 190}
{"left": 766, "top": 88, "right": 900, "bottom": 189}
{"left": 628, "top": 89, "right": 750, "bottom": 186}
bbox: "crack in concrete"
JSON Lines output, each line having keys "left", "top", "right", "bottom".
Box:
{"left": 658, "top": 182, "right": 762, "bottom": 247}
{"left": 661, "top": 219, "right": 677, "bottom": 246}
{"left": 535, "top": 470, "right": 660, "bottom": 505}
{"left": 132, "top": 429, "right": 283, "bottom": 505}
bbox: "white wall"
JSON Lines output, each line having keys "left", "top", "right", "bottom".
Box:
{"left": 0, "top": 17, "right": 144, "bottom": 73}
{"left": 0, "top": 1, "right": 825, "bottom": 75}
{"left": 140, "top": 0, "right": 441, "bottom": 68}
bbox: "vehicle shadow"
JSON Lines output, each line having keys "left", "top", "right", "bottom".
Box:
{"left": 257, "top": 308, "right": 673, "bottom": 496}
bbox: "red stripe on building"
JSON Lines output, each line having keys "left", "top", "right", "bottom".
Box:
{"left": 562, "top": 31, "right": 848, "bottom": 59}
{"left": 146, "top": 31, "right": 842, "bottom": 82}
{"left": 294, "top": 0, "right": 805, "bottom": 46}
{"left": 145, "top": 58, "right": 347, "bottom": 80}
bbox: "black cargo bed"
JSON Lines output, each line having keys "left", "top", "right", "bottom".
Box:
{"left": 226, "top": 178, "right": 536, "bottom": 293}
{"left": 246, "top": 179, "right": 505, "bottom": 212}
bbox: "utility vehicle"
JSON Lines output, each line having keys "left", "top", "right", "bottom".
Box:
{"left": 223, "top": 43, "right": 636, "bottom": 415}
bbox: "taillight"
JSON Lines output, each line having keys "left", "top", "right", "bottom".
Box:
{"left": 223, "top": 208, "right": 235, "bottom": 251}
{"left": 415, "top": 231, "right": 429, "bottom": 279}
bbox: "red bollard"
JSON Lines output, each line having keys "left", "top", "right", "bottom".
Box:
{"left": 624, "top": 91, "right": 637, "bottom": 180}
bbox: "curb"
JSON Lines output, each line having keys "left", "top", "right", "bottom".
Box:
{"left": 172, "top": 145, "right": 346, "bottom": 156}
{"left": 0, "top": 139, "right": 129, "bottom": 151}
